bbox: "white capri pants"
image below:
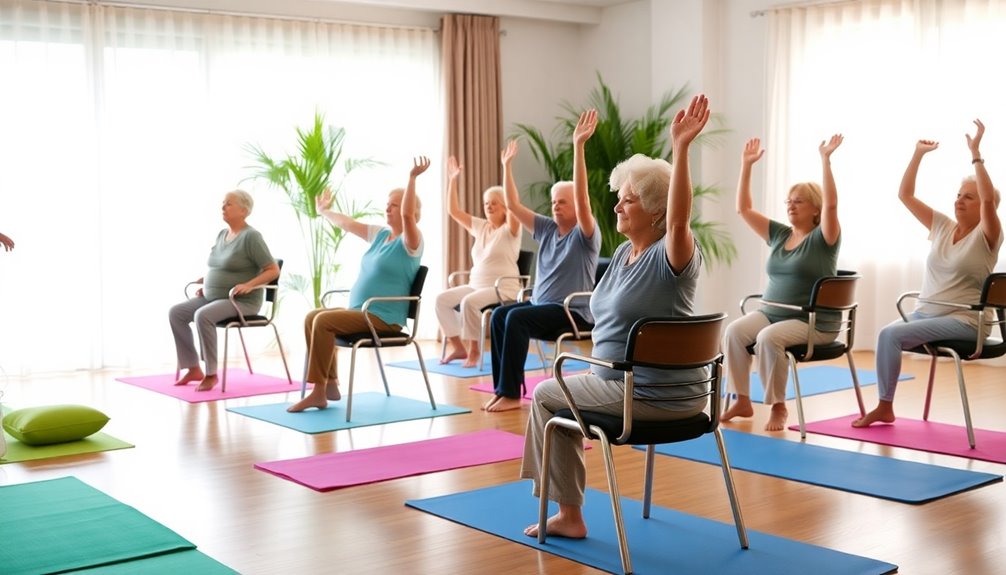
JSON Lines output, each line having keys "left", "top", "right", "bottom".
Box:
{"left": 723, "top": 311, "right": 837, "bottom": 406}
{"left": 435, "top": 284, "right": 517, "bottom": 341}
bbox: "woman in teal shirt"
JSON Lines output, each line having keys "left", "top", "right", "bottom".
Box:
{"left": 720, "top": 136, "right": 844, "bottom": 431}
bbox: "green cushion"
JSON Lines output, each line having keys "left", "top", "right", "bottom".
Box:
{"left": 3, "top": 405, "right": 110, "bottom": 446}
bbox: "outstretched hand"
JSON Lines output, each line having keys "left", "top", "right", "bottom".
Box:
{"left": 742, "top": 138, "right": 765, "bottom": 166}
{"left": 819, "top": 134, "right": 844, "bottom": 158}
{"left": 670, "top": 94, "right": 710, "bottom": 147}
{"left": 411, "top": 156, "right": 431, "bottom": 178}
{"left": 0, "top": 232, "right": 13, "bottom": 252}
{"left": 315, "top": 187, "right": 333, "bottom": 212}
{"left": 966, "top": 119, "right": 985, "bottom": 156}
{"left": 501, "top": 139, "right": 518, "bottom": 166}
{"left": 915, "top": 139, "right": 939, "bottom": 155}
{"left": 574, "top": 109, "right": 598, "bottom": 146}
{"left": 447, "top": 156, "right": 463, "bottom": 180}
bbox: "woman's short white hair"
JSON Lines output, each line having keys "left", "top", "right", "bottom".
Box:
{"left": 483, "top": 185, "right": 505, "bottom": 202}
{"left": 228, "top": 189, "right": 254, "bottom": 215}
{"left": 961, "top": 175, "right": 1001, "bottom": 207}
{"left": 609, "top": 154, "right": 672, "bottom": 218}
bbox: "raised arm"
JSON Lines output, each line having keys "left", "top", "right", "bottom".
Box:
{"left": 818, "top": 134, "right": 843, "bottom": 246}
{"left": 736, "top": 138, "right": 770, "bottom": 242}
{"left": 401, "top": 156, "right": 430, "bottom": 253}
{"left": 967, "top": 119, "right": 1001, "bottom": 248}
{"left": 316, "top": 187, "right": 372, "bottom": 241}
{"left": 445, "top": 156, "right": 473, "bottom": 232}
{"left": 0, "top": 232, "right": 13, "bottom": 252}
{"left": 898, "top": 140, "right": 938, "bottom": 230}
{"left": 501, "top": 140, "right": 537, "bottom": 231}
{"left": 572, "top": 109, "right": 598, "bottom": 239}
{"left": 665, "top": 94, "right": 707, "bottom": 272}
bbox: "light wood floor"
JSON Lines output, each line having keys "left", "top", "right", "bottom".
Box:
{"left": 2, "top": 344, "right": 1003, "bottom": 574}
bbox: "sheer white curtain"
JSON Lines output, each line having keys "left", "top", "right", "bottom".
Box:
{"left": 0, "top": 0, "right": 441, "bottom": 375}
{"left": 766, "top": 0, "right": 1006, "bottom": 349}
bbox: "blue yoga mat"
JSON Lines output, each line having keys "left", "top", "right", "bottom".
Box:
{"left": 227, "top": 392, "right": 470, "bottom": 433}
{"left": 640, "top": 429, "right": 1001, "bottom": 504}
{"left": 406, "top": 480, "right": 897, "bottom": 575}
{"left": 739, "top": 366, "right": 911, "bottom": 403}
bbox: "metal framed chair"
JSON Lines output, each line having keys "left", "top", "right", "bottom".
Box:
{"left": 442, "top": 250, "right": 534, "bottom": 369}
{"left": 895, "top": 272, "right": 1006, "bottom": 448}
{"left": 537, "top": 313, "right": 747, "bottom": 575}
{"left": 181, "top": 259, "right": 293, "bottom": 393}
{"left": 301, "top": 265, "right": 436, "bottom": 422}
{"left": 732, "top": 271, "right": 864, "bottom": 438}
{"left": 529, "top": 290, "right": 594, "bottom": 376}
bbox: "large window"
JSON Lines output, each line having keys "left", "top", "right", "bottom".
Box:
{"left": 0, "top": 1, "right": 441, "bottom": 374}
{"left": 766, "top": 0, "right": 1006, "bottom": 346}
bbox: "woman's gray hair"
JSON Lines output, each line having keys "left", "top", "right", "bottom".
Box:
{"left": 962, "top": 175, "right": 1002, "bottom": 207}
{"left": 609, "top": 154, "right": 672, "bottom": 224}
{"left": 483, "top": 185, "right": 505, "bottom": 202}
{"left": 227, "top": 189, "right": 254, "bottom": 215}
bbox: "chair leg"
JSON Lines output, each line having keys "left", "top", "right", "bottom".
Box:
{"left": 846, "top": 351, "right": 865, "bottom": 417}
{"left": 596, "top": 430, "right": 632, "bottom": 575}
{"left": 299, "top": 350, "right": 310, "bottom": 399}
{"left": 237, "top": 328, "right": 253, "bottom": 374}
{"left": 536, "top": 340, "right": 548, "bottom": 374}
{"left": 221, "top": 327, "right": 230, "bottom": 393}
{"left": 346, "top": 344, "right": 361, "bottom": 422}
{"left": 642, "top": 445, "right": 656, "bottom": 519}
{"left": 712, "top": 428, "right": 749, "bottom": 549}
{"left": 947, "top": 351, "right": 976, "bottom": 449}
{"left": 373, "top": 346, "right": 391, "bottom": 397}
{"left": 537, "top": 418, "right": 558, "bottom": 545}
{"left": 787, "top": 353, "right": 806, "bottom": 439}
{"left": 412, "top": 340, "right": 436, "bottom": 410}
{"left": 479, "top": 310, "right": 491, "bottom": 371}
{"left": 922, "top": 355, "right": 938, "bottom": 421}
{"left": 271, "top": 325, "right": 293, "bottom": 385}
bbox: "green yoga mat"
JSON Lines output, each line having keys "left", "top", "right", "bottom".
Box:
{"left": 0, "top": 476, "right": 196, "bottom": 575}
{"left": 68, "top": 549, "right": 238, "bottom": 574}
{"left": 1, "top": 431, "right": 134, "bottom": 464}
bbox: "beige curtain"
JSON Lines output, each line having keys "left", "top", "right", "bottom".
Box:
{"left": 440, "top": 13, "right": 503, "bottom": 284}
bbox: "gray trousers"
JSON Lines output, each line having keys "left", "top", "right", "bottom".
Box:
{"left": 519, "top": 374, "right": 704, "bottom": 507}
{"left": 169, "top": 296, "right": 259, "bottom": 375}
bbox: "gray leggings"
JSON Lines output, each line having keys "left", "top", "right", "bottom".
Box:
{"left": 168, "top": 296, "right": 260, "bottom": 375}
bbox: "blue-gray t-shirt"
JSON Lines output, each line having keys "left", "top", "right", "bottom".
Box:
{"left": 531, "top": 214, "right": 601, "bottom": 322}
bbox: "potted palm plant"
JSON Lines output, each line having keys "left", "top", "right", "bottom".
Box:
{"left": 511, "top": 74, "right": 736, "bottom": 267}
{"left": 245, "top": 112, "right": 380, "bottom": 308}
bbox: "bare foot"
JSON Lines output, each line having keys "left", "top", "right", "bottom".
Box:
{"left": 287, "top": 393, "right": 329, "bottom": 412}
{"left": 720, "top": 395, "right": 754, "bottom": 422}
{"left": 764, "top": 403, "right": 788, "bottom": 431}
{"left": 852, "top": 403, "right": 896, "bottom": 428}
{"left": 325, "top": 379, "right": 341, "bottom": 401}
{"left": 461, "top": 355, "right": 480, "bottom": 369}
{"left": 523, "top": 513, "right": 588, "bottom": 539}
{"left": 174, "top": 368, "right": 203, "bottom": 386}
{"left": 195, "top": 375, "right": 218, "bottom": 392}
{"left": 440, "top": 349, "right": 466, "bottom": 365}
{"left": 481, "top": 395, "right": 502, "bottom": 411}
{"left": 486, "top": 397, "right": 523, "bottom": 412}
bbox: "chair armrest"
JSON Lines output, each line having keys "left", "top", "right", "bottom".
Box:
{"left": 518, "top": 286, "right": 532, "bottom": 303}
{"left": 184, "top": 281, "right": 203, "bottom": 299}
{"left": 321, "top": 288, "right": 351, "bottom": 308}
{"left": 493, "top": 274, "right": 532, "bottom": 303}
{"left": 447, "top": 271, "right": 470, "bottom": 288}
{"left": 552, "top": 351, "right": 632, "bottom": 442}
{"left": 739, "top": 293, "right": 763, "bottom": 315}
{"left": 225, "top": 284, "right": 273, "bottom": 325}
{"left": 359, "top": 295, "right": 420, "bottom": 345}
{"left": 562, "top": 291, "right": 594, "bottom": 338}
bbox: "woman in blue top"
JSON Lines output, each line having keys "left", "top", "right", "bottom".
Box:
{"left": 520, "top": 96, "right": 709, "bottom": 540}
{"left": 287, "top": 157, "right": 429, "bottom": 413}
{"left": 169, "top": 190, "right": 280, "bottom": 392}
{"left": 720, "top": 136, "right": 843, "bottom": 430}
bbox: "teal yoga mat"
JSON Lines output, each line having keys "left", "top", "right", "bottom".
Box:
{"left": 641, "top": 429, "right": 1001, "bottom": 503}
{"left": 0, "top": 477, "right": 196, "bottom": 575}
{"left": 406, "top": 480, "right": 897, "bottom": 575}
{"left": 227, "top": 392, "right": 470, "bottom": 433}
{"left": 738, "top": 366, "right": 911, "bottom": 403}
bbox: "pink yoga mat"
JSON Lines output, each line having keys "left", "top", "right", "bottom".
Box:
{"left": 116, "top": 370, "right": 303, "bottom": 403}
{"left": 469, "top": 372, "right": 588, "bottom": 400}
{"left": 255, "top": 429, "right": 525, "bottom": 491}
{"left": 793, "top": 414, "right": 1006, "bottom": 464}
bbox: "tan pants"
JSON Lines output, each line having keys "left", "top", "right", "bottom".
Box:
{"left": 303, "top": 308, "right": 400, "bottom": 385}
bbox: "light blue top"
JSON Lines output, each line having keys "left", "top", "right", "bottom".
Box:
{"left": 531, "top": 214, "right": 601, "bottom": 322}
{"left": 589, "top": 238, "right": 705, "bottom": 407}
{"left": 203, "top": 226, "right": 275, "bottom": 308}
{"left": 349, "top": 226, "right": 422, "bottom": 327}
{"left": 761, "top": 220, "right": 839, "bottom": 323}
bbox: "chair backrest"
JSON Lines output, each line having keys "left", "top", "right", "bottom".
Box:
{"left": 981, "top": 272, "right": 1006, "bottom": 339}
{"left": 809, "top": 272, "right": 859, "bottom": 310}
{"left": 517, "top": 250, "right": 535, "bottom": 277}
{"left": 595, "top": 256, "right": 611, "bottom": 287}
{"left": 407, "top": 265, "right": 429, "bottom": 320}
{"left": 624, "top": 313, "right": 727, "bottom": 369}
{"left": 265, "top": 259, "right": 284, "bottom": 304}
